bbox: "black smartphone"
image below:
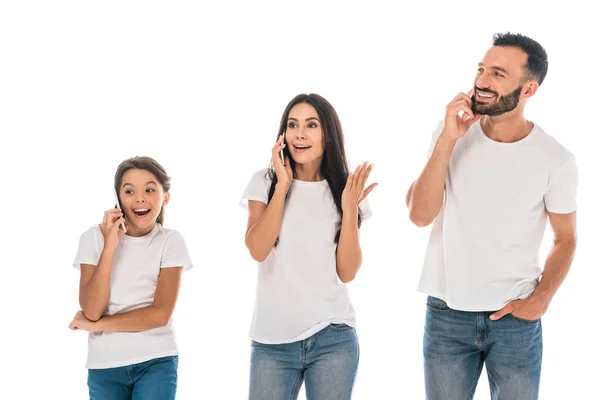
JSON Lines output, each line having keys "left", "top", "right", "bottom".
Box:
{"left": 280, "top": 132, "right": 286, "bottom": 165}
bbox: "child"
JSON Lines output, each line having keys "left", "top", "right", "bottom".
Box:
{"left": 69, "top": 156, "right": 192, "bottom": 400}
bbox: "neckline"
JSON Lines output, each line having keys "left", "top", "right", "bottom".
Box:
{"left": 122, "top": 223, "right": 161, "bottom": 242}
{"left": 477, "top": 120, "right": 539, "bottom": 146}
{"left": 292, "top": 178, "right": 328, "bottom": 187}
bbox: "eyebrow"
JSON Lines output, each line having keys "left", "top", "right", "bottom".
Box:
{"left": 288, "top": 117, "right": 320, "bottom": 122}
{"left": 478, "top": 62, "right": 510, "bottom": 75}
{"left": 122, "top": 181, "right": 158, "bottom": 187}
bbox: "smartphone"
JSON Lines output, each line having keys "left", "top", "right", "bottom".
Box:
{"left": 280, "top": 132, "right": 285, "bottom": 165}
{"left": 470, "top": 93, "right": 477, "bottom": 114}
{"left": 113, "top": 187, "right": 127, "bottom": 233}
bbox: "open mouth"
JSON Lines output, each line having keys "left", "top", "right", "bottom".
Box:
{"left": 132, "top": 208, "right": 151, "bottom": 217}
{"left": 294, "top": 145, "right": 312, "bottom": 153}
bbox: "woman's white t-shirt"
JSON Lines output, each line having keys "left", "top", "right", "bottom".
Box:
{"left": 241, "top": 169, "right": 371, "bottom": 344}
{"left": 73, "top": 223, "right": 192, "bottom": 369}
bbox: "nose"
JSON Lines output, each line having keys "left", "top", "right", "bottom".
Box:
{"left": 135, "top": 194, "right": 146, "bottom": 203}
{"left": 476, "top": 73, "right": 492, "bottom": 90}
{"left": 295, "top": 128, "right": 307, "bottom": 140}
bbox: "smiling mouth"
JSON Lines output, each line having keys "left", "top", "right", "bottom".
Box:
{"left": 476, "top": 90, "right": 496, "bottom": 100}
{"left": 133, "top": 208, "right": 151, "bottom": 217}
{"left": 294, "top": 145, "right": 312, "bottom": 151}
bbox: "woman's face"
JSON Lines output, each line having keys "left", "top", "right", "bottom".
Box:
{"left": 285, "top": 103, "right": 324, "bottom": 166}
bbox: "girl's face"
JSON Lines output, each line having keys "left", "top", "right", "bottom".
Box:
{"left": 118, "top": 168, "right": 169, "bottom": 235}
{"left": 285, "top": 103, "right": 324, "bottom": 166}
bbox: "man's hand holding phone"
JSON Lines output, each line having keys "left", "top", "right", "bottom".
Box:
{"left": 443, "top": 89, "right": 481, "bottom": 140}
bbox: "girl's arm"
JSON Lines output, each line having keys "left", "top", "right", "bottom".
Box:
{"left": 79, "top": 209, "right": 125, "bottom": 321}
{"left": 71, "top": 267, "right": 183, "bottom": 332}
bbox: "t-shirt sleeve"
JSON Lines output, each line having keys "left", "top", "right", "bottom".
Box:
{"left": 359, "top": 198, "right": 372, "bottom": 221}
{"left": 240, "top": 168, "right": 272, "bottom": 208}
{"left": 426, "top": 121, "right": 445, "bottom": 160}
{"left": 544, "top": 156, "right": 578, "bottom": 214}
{"left": 72, "top": 228, "right": 101, "bottom": 270}
{"left": 161, "top": 231, "right": 193, "bottom": 272}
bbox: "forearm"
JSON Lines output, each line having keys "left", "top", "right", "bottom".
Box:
{"left": 336, "top": 209, "right": 362, "bottom": 283}
{"left": 532, "top": 238, "right": 577, "bottom": 306}
{"left": 408, "top": 133, "right": 457, "bottom": 226}
{"left": 245, "top": 185, "right": 288, "bottom": 262}
{"left": 79, "top": 248, "right": 114, "bottom": 321}
{"left": 95, "top": 305, "right": 169, "bottom": 333}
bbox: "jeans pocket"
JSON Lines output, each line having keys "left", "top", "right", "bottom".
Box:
{"left": 507, "top": 314, "right": 540, "bottom": 323}
{"left": 426, "top": 296, "right": 451, "bottom": 313}
{"left": 329, "top": 323, "right": 354, "bottom": 332}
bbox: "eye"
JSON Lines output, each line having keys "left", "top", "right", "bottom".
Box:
{"left": 477, "top": 67, "right": 484, "bottom": 73}
{"left": 288, "top": 122, "right": 297, "bottom": 128}
{"left": 124, "top": 189, "right": 133, "bottom": 195}
{"left": 493, "top": 71, "right": 504, "bottom": 78}
{"left": 308, "top": 122, "right": 319, "bottom": 128}
{"left": 146, "top": 188, "right": 155, "bottom": 193}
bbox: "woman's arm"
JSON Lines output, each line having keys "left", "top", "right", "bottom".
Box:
{"left": 336, "top": 162, "right": 377, "bottom": 283}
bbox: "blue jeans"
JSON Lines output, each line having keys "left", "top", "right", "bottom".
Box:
{"left": 424, "top": 296, "right": 543, "bottom": 400}
{"left": 87, "top": 356, "right": 178, "bottom": 400}
{"left": 249, "top": 324, "right": 359, "bottom": 400}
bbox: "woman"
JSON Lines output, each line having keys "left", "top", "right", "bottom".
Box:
{"left": 241, "top": 93, "right": 376, "bottom": 399}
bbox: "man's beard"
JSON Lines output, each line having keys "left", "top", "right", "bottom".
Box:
{"left": 472, "top": 86, "right": 522, "bottom": 116}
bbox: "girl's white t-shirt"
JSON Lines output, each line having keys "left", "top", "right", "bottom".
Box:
{"left": 241, "top": 169, "right": 371, "bottom": 344}
{"left": 73, "top": 223, "right": 192, "bottom": 369}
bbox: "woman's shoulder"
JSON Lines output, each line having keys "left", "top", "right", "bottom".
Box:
{"left": 250, "top": 167, "right": 273, "bottom": 183}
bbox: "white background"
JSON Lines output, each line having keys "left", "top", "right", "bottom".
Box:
{"left": 1, "top": 1, "right": 598, "bottom": 399}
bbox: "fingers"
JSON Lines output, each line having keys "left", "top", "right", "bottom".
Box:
{"left": 103, "top": 209, "right": 122, "bottom": 226}
{"left": 284, "top": 156, "right": 293, "bottom": 174}
{"left": 112, "top": 216, "right": 125, "bottom": 229}
{"left": 362, "top": 183, "right": 378, "bottom": 200}
{"left": 490, "top": 302, "right": 515, "bottom": 321}
{"left": 272, "top": 139, "right": 286, "bottom": 167}
{"left": 359, "top": 163, "right": 374, "bottom": 189}
{"left": 447, "top": 90, "right": 475, "bottom": 119}
{"left": 346, "top": 171, "right": 355, "bottom": 190}
{"left": 351, "top": 162, "right": 373, "bottom": 191}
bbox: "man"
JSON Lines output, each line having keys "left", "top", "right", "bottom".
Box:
{"left": 406, "top": 32, "right": 577, "bottom": 400}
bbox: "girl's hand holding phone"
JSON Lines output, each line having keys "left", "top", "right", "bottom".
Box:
{"left": 100, "top": 208, "right": 126, "bottom": 250}
{"left": 272, "top": 134, "right": 293, "bottom": 190}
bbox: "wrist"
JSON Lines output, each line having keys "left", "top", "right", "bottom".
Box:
{"left": 274, "top": 183, "right": 290, "bottom": 196}
{"left": 102, "top": 244, "right": 117, "bottom": 254}
{"left": 530, "top": 290, "right": 552, "bottom": 309}
{"left": 92, "top": 317, "right": 106, "bottom": 333}
{"left": 342, "top": 207, "right": 359, "bottom": 221}
{"left": 438, "top": 132, "right": 459, "bottom": 144}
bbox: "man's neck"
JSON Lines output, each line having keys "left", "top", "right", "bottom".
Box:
{"left": 480, "top": 111, "right": 534, "bottom": 143}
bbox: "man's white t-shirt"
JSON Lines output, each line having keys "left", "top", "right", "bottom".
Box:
{"left": 73, "top": 223, "right": 193, "bottom": 369}
{"left": 241, "top": 169, "right": 371, "bottom": 344}
{"left": 418, "top": 120, "right": 577, "bottom": 311}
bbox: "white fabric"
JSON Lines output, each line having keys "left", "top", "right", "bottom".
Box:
{"left": 241, "top": 169, "right": 371, "bottom": 344}
{"left": 418, "top": 120, "right": 578, "bottom": 311}
{"left": 73, "top": 223, "right": 193, "bottom": 369}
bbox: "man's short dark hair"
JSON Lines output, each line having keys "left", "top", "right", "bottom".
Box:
{"left": 493, "top": 32, "right": 549, "bottom": 85}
